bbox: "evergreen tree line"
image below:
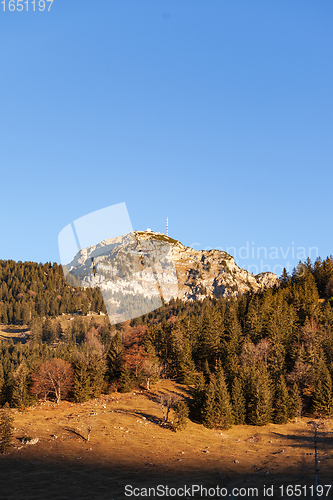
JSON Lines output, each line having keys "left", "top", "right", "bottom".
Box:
{"left": 0, "top": 260, "right": 106, "bottom": 324}
{"left": 141, "top": 260, "right": 333, "bottom": 426}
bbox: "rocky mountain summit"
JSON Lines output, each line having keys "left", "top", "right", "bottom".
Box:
{"left": 170, "top": 236, "right": 279, "bottom": 301}
{"left": 64, "top": 231, "right": 279, "bottom": 323}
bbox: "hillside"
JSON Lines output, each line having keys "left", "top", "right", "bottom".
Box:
{"left": 1, "top": 381, "right": 332, "bottom": 500}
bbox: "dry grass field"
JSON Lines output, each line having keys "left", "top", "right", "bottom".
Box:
{"left": 0, "top": 380, "right": 333, "bottom": 500}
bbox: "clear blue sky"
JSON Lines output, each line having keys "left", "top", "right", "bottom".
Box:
{"left": 1, "top": 0, "right": 332, "bottom": 276}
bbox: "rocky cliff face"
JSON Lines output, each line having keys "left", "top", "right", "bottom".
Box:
{"left": 170, "top": 239, "right": 279, "bottom": 301}
{"left": 64, "top": 231, "right": 279, "bottom": 323}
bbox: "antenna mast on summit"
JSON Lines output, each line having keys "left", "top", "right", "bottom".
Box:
{"left": 166, "top": 217, "right": 168, "bottom": 236}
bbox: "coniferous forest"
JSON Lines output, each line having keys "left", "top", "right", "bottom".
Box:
{"left": 1, "top": 256, "right": 333, "bottom": 429}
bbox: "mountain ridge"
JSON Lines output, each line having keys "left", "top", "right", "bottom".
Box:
{"left": 65, "top": 230, "right": 279, "bottom": 304}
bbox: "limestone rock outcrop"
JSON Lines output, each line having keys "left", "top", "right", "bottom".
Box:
{"left": 65, "top": 231, "right": 279, "bottom": 304}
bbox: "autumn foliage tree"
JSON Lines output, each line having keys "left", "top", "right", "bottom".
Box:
{"left": 122, "top": 327, "right": 160, "bottom": 389}
{"left": 31, "top": 359, "right": 74, "bottom": 404}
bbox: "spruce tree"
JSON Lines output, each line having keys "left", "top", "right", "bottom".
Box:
{"left": 214, "top": 364, "right": 234, "bottom": 429}
{"left": 86, "top": 351, "right": 106, "bottom": 398}
{"left": 203, "top": 359, "right": 211, "bottom": 384}
{"left": 107, "top": 332, "right": 124, "bottom": 381}
{"left": 190, "top": 373, "right": 206, "bottom": 422}
{"left": 73, "top": 362, "right": 92, "bottom": 403}
{"left": 231, "top": 376, "right": 246, "bottom": 425}
{"left": 223, "top": 306, "right": 242, "bottom": 383}
{"left": 118, "top": 367, "right": 133, "bottom": 393}
{"left": 312, "top": 363, "right": 333, "bottom": 417}
{"left": 248, "top": 367, "right": 272, "bottom": 426}
{"left": 280, "top": 268, "right": 291, "bottom": 287}
{"left": 0, "top": 403, "right": 14, "bottom": 453}
{"left": 273, "top": 375, "right": 289, "bottom": 424}
{"left": 29, "top": 317, "right": 43, "bottom": 344}
{"left": 202, "top": 377, "right": 216, "bottom": 428}
{"left": 10, "top": 362, "right": 29, "bottom": 408}
{"left": 173, "top": 400, "right": 189, "bottom": 431}
{"left": 289, "top": 382, "right": 302, "bottom": 419}
{"left": 0, "top": 362, "right": 4, "bottom": 405}
{"left": 178, "top": 339, "right": 196, "bottom": 384}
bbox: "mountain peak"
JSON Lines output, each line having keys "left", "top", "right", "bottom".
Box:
{"left": 66, "top": 230, "right": 278, "bottom": 302}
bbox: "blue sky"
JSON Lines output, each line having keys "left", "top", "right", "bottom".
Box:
{"left": 0, "top": 0, "right": 332, "bottom": 276}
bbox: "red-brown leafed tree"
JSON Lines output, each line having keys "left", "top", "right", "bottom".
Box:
{"left": 123, "top": 328, "right": 160, "bottom": 389}
{"left": 31, "top": 359, "right": 74, "bottom": 404}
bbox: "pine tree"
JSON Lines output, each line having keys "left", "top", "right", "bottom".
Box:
{"left": 231, "top": 376, "right": 246, "bottom": 425}
{"left": 0, "top": 403, "right": 14, "bottom": 453}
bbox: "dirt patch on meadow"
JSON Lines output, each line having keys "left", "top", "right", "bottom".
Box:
{"left": 1, "top": 380, "right": 332, "bottom": 500}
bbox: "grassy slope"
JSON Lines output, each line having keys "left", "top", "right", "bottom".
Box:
{"left": 1, "top": 380, "right": 332, "bottom": 500}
